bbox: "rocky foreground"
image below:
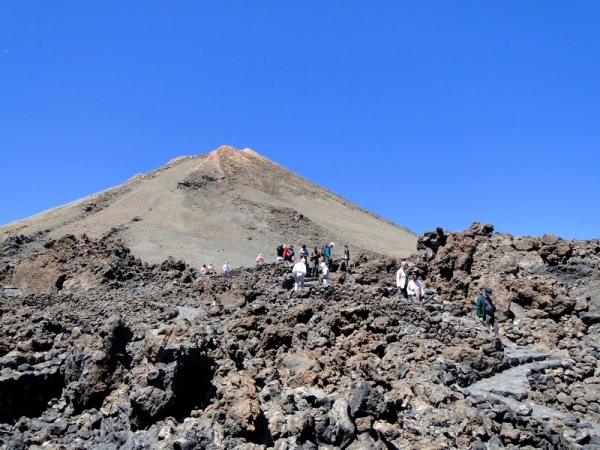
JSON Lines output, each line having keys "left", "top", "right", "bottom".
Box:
{"left": 1, "top": 223, "right": 599, "bottom": 449}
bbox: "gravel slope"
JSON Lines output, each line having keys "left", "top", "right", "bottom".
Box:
{"left": 0, "top": 146, "right": 418, "bottom": 269}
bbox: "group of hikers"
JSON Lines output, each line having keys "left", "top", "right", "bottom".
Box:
{"left": 276, "top": 242, "right": 351, "bottom": 291}
{"left": 395, "top": 261, "right": 425, "bottom": 300}
{"left": 222, "top": 246, "right": 497, "bottom": 335}
{"left": 200, "top": 263, "right": 215, "bottom": 273}
{"left": 233, "top": 242, "right": 349, "bottom": 291}
{"left": 395, "top": 262, "right": 498, "bottom": 335}
{"left": 273, "top": 243, "right": 350, "bottom": 273}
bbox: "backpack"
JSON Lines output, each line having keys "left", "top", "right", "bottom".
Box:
{"left": 320, "top": 246, "right": 327, "bottom": 257}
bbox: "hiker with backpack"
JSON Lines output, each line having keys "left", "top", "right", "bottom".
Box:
{"left": 322, "top": 243, "right": 334, "bottom": 270}
{"left": 476, "top": 287, "right": 499, "bottom": 334}
{"left": 396, "top": 261, "right": 408, "bottom": 298}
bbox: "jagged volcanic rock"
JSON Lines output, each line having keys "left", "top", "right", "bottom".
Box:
{"left": 1, "top": 222, "right": 600, "bottom": 449}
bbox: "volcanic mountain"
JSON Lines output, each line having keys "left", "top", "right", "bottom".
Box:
{"left": 0, "top": 146, "right": 417, "bottom": 267}
{"left": 2, "top": 147, "right": 600, "bottom": 448}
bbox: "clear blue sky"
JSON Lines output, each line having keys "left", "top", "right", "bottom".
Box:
{"left": 1, "top": 2, "right": 599, "bottom": 240}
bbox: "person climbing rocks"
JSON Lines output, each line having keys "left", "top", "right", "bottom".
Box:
{"left": 407, "top": 272, "right": 424, "bottom": 301}
{"left": 396, "top": 261, "right": 408, "bottom": 298}
{"left": 342, "top": 245, "right": 350, "bottom": 273}
{"left": 319, "top": 261, "right": 330, "bottom": 287}
{"left": 476, "top": 287, "right": 499, "bottom": 335}
{"left": 292, "top": 259, "right": 307, "bottom": 291}
{"left": 310, "top": 246, "right": 320, "bottom": 277}
{"left": 287, "top": 245, "right": 295, "bottom": 263}
{"left": 256, "top": 253, "right": 265, "bottom": 265}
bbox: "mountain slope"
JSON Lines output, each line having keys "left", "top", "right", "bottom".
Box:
{"left": 0, "top": 146, "right": 417, "bottom": 267}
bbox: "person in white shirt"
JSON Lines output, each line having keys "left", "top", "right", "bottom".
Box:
{"left": 406, "top": 272, "right": 424, "bottom": 301}
{"left": 396, "top": 261, "right": 408, "bottom": 298}
{"left": 292, "top": 260, "right": 307, "bottom": 291}
{"left": 222, "top": 261, "right": 231, "bottom": 273}
{"left": 319, "top": 261, "right": 330, "bottom": 287}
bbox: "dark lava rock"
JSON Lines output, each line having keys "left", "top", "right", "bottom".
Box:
{"left": 0, "top": 224, "right": 599, "bottom": 449}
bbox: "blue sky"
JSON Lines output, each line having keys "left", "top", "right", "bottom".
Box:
{"left": 1, "top": 2, "right": 599, "bottom": 240}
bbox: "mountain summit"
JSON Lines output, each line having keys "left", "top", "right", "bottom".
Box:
{"left": 1, "top": 146, "right": 417, "bottom": 267}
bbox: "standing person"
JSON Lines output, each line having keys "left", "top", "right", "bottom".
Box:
{"left": 396, "top": 262, "right": 408, "bottom": 298}
{"left": 301, "top": 255, "right": 308, "bottom": 267}
{"left": 476, "top": 288, "right": 499, "bottom": 335}
{"left": 300, "top": 244, "right": 309, "bottom": 261}
{"left": 310, "top": 246, "right": 320, "bottom": 277}
{"left": 323, "top": 243, "right": 334, "bottom": 269}
{"left": 342, "top": 245, "right": 350, "bottom": 273}
{"left": 256, "top": 253, "right": 265, "bottom": 265}
{"left": 319, "top": 261, "right": 330, "bottom": 287}
{"left": 283, "top": 245, "right": 290, "bottom": 262}
{"left": 299, "top": 245, "right": 309, "bottom": 273}
{"left": 292, "top": 259, "right": 307, "bottom": 291}
{"left": 222, "top": 261, "right": 231, "bottom": 273}
{"left": 407, "top": 272, "right": 424, "bottom": 301}
{"left": 276, "top": 244, "right": 284, "bottom": 262}
{"left": 288, "top": 245, "right": 295, "bottom": 263}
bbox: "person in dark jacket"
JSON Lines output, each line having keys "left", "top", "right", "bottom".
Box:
{"left": 342, "top": 245, "right": 350, "bottom": 273}
{"left": 310, "top": 247, "right": 320, "bottom": 277}
{"left": 476, "top": 287, "right": 499, "bottom": 334}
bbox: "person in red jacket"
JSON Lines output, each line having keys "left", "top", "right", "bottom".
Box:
{"left": 283, "top": 245, "right": 290, "bottom": 262}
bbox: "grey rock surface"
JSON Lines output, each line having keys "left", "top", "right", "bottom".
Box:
{"left": 0, "top": 222, "right": 599, "bottom": 448}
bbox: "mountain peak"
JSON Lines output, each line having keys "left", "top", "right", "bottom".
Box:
{"left": 0, "top": 146, "right": 417, "bottom": 268}
{"left": 211, "top": 145, "right": 239, "bottom": 155}
{"left": 208, "top": 146, "right": 266, "bottom": 162}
